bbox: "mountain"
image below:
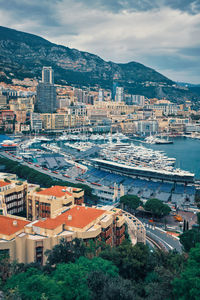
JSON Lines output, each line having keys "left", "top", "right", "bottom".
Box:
{"left": 0, "top": 25, "right": 200, "bottom": 104}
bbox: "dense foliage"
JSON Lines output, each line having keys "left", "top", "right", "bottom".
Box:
{"left": 144, "top": 198, "right": 171, "bottom": 218}
{"left": 179, "top": 227, "right": 200, "bottom": 252}
{"left": 173, "top": 243, "right": 200, "bottom": 300}
{"left": 120, "top": 195, "right": 142, "bottom": 211}
{"left": 2, "top": 237, "right": 197, "bottom": 300}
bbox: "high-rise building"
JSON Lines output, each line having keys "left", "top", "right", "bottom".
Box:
{"left": 132, "top": 95, "right": 145, "bottom": 107}
{"left": 42, "top": 67, "right": 54, "bottom": 84}
{"left": 98, "top": 89, "right": 104, "bottom": 102}
{"left": 36, "top": 67, "right": 57, "bottom": 113}
{"left": 115, "top": 87, "right": 124, "bottom": 102}
{"left": 74, "top": 88, "right": 83, "bottom": 102}
{"left": 112, "top": 82, "right": 118, "bottom": 100}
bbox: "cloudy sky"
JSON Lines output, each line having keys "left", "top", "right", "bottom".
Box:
{"left": 0, "top": 0, "right": 200, "bottom": 83}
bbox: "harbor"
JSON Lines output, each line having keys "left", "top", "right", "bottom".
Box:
{"left": 0, "top": 133, "right": 198, "bottom": 208}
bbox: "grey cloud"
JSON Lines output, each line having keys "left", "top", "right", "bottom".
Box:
{"left": 0, "top": 0, "right": 61, "bottom": 27}
{"left": 0, "top": 0, "right": 200, "bottom": 83}
{"left": 143, "top": 53, "right": 200, "bottom": 71}
{"left": 140, "top": 51, "right": 200, "bottom": 83}
{"left": 74, "top": 0, "right": 200, "bottom": 14}
{"left": 73, "top": 0, "right": 161, "bottom": 13}
{"left": 166, "top": 0, "right": 200, "bottom": 15}
{"left": 179, "top": 46, "right": 200, "bottom": 57}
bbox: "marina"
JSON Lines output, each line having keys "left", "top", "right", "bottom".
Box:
{"left": 0, "top": 134, "right": 197, "bottom": 207}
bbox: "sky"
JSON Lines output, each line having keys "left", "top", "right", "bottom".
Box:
{"left": 0, "top": 0, "right": 200, "bottom": 83}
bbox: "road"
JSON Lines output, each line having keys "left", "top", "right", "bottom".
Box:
{"left": 144, "top": 223, "right": 182, "bottom": 252}
{"left": 0, "top": 152, "right": 85, "bottom": 186}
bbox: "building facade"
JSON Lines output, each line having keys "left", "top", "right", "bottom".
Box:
{"left": 0, "top": 205, "right": 125, "bottom": 264}
{"left": 0, "top": 180, "right": 27, "bottom": 216}
{"left": 27, "top": 185, "right": 84, "bottom": 220}
{"left": 36, "top": 67, "right": 57, "bottom": 113}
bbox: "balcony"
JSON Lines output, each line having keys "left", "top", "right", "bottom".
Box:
{"left": 116, "top": 225, "right": 125, "bottom": 237}
{"left": 76, "top": 225, "right": 101, "bottom": 239}
{"left": 116, "top": 235, "right": 125, "bottom": 246}
{"left": 101, "top": 226, "right": 112, "bottom": 239}
{"left": 105, "top": 236, "right": 112, "bottom": 245}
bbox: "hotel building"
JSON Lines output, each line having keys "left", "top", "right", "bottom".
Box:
{"left": 0, "top": 205, "right": 125, "bottom": 264}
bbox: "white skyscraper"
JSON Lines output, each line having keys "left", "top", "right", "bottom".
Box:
{"left": 98, "top": 89, "right": 104, "bottom": 102}
{"left": 115, "top": 87, "right": 124, "bottom": 102}
{"left": 42, "top": 67, "right": 54, "bottom": 84}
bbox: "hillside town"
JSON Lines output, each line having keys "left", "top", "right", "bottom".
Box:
{"left": 0, "top": 67, "right": 199, "bottom": 136}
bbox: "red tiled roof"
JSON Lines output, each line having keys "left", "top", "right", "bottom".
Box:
{"left": 0, "top": 216, "right": 30, "bottom": 236}
{"left": 36, "top": 186, "right": 72, "bottom": 198}
{"left": 0, "top": 181, "right": 11, "bottom": 188}
{"left": 34, "top": 206, "right": 106, "bottom": 230}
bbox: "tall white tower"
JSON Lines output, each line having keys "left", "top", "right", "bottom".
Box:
{"left": 42, "top": 67, "right": 54, "bottom": 84}
{"left": 115, "top": 87, "right": 124, "bottom": 102}
{"left": 98, "top": 89, "right": 104, "bottom": 102}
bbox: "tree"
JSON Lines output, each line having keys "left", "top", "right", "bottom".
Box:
{"left": 179, "top": 228, "right": 200, "bottom": 252}
{"left": 197, "top": 212, "right": 200, "bottom": 226}
{"left": 100, "top": 241, "right": 151, "bottom": 281}
{"left": 120, "top": 195, "right": 142, "bottom": 211}
{"left": 88, "top": 270, "right": 142, "bottom": 300}
{"left": 145, "top": 266, "right": 175, "bottom": 300}
{"left": 52, "top": 257, "right": 118, "bottom": 300}
{"left": 5, "top": 268, "right": 61, "bottom": 300}
{"left": 5, "top": 257, "right": 118, "bottom": 300}
{"left": 45, "top": 238, "right": 86, "bottom": 266}
{"left": 0, "top": 254, "right": 10, "bottom": 284}
{"left": 173, "top": 243, "right": 200, "bottom": 300}
{"left": 144, "top": 198, "right": 171, "bottom": 218}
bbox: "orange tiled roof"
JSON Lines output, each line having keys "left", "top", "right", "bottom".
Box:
{"left": 36, "top": 186, "right": 72, "bottom": 198}
{"left": 0, "top": 181, "right": 11, "bottom": 188}
{"left": 0, "top": 216, "right": 30, "bottom": 236}
{"left": 34, "top": 206, "right": 106, "bottom": 230}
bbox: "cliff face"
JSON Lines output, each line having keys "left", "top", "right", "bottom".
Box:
{"left": 0, "top": 25, "right": 199, "bottom": 103}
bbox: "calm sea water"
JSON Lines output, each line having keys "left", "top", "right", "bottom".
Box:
{"left": 133, "top": 137, "right": 200, "bottom": 178}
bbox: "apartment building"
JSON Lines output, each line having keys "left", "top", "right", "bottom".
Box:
{"left": 0, "top": 93, "right": 7, "bottom": 109}
{"left": 0, "top": 206, "right": 125, "bottom": 264}
{"left": 145, "top": 103, "right": 178, "bottom": 116}
{"left": 27, "top": 185, "right": 84, "bottom": 220}
{"left": 30, "top": 112, "right": 43, "bottom": 131}
{"left": 0, "top": 110, "right": 15, "bottom": 132}
{"left": 0, "top": 180, "right": 27, "bottom": 216}
{"left": 9, "top": 97, "right": 34, "bottom": 112}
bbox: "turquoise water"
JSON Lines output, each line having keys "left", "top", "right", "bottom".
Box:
{"left": 133, "top": 137, "right": 200, "bottom": 178}
{"left": 0, "top": 135, "right": 12, "bottom": 142}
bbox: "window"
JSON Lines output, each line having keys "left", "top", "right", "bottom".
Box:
{"left": 0, "top": 249, "right": 9, "bottom": 258}
{"left": 35, "top": 246, "right": 43, "bottom": 264}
